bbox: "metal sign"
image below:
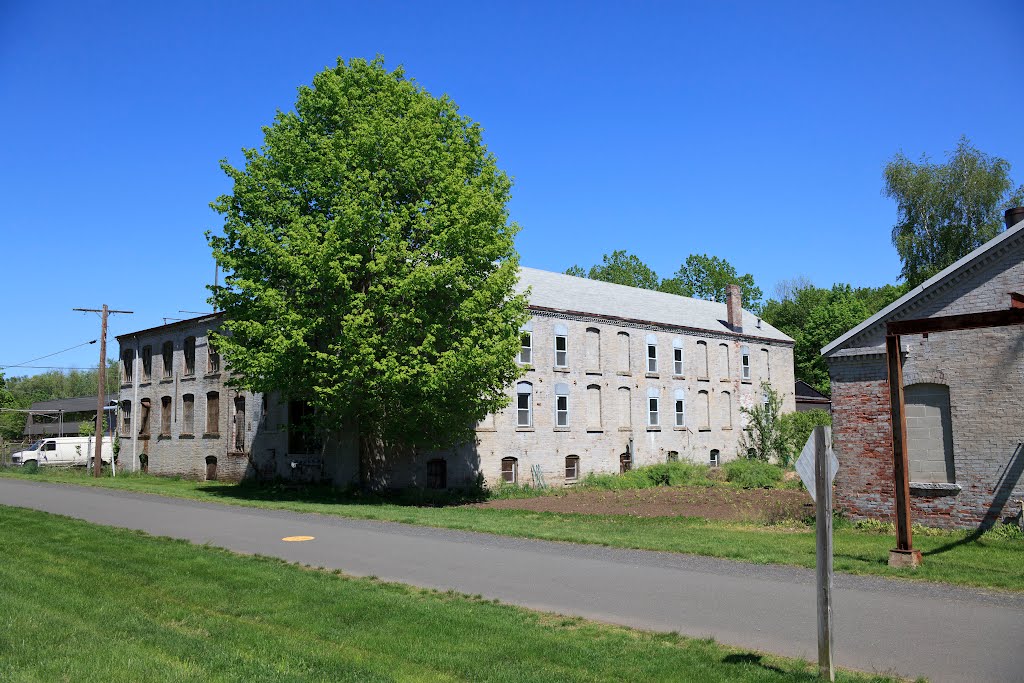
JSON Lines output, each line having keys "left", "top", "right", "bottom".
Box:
{"left": 796, "top": 426, "right": 838, "bottom": 502}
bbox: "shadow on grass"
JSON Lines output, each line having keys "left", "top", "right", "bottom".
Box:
{"left": 720, "top": 653, "right": 790, "bottom": 676}
{"left": 198, "top": 480, "right": 491, "bottom": 509}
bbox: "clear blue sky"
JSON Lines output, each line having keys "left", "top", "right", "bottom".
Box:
{"left": 2, "top": 1, "right": 1022, "bottom": 376}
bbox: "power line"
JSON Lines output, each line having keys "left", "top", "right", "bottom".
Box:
{"left": 1, "top": 365, "right": 111, "bottom": 371}
{"left": 1, "top": 339, "right": 98, "bottom": 370}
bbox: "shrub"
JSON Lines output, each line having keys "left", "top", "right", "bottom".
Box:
{"left": 723, "top": 459, "right": 782, "bottom": 488}
{"left": 22, "top": 461, "right": 39, "bottom": 474}
{"left": 778, "top": 409, "right": 832, "bottom": 466}
{"left": 578, "top": 462, "right": 715, "bottom": 491}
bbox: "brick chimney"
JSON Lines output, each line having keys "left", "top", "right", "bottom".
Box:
{"left": 726, "top": 284, "right": 742, "bottom": 332}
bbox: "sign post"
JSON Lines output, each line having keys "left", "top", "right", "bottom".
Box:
{"left": 796, "top": 426, "right": 837, "bottom": 681}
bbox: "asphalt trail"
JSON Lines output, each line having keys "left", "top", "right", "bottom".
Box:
{"left": 2, "top": 479, "right": 1021, "bottom": 682}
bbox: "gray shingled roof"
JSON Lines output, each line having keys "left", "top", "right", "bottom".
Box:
{"left": 516, "top": 267, "right": 793, "bottom": 343}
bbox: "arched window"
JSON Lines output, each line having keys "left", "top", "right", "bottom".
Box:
{"left": 181, "top": 394, "right": 195, "bottom": 434}
{"left": 617, "top": 386, "right": 632, "bottom": 428}
{"left": 208, "top": 340, "right": 220, "bottom": 373}
{"left": 718, "top": 343, "right": 730, "bottom": 378}
{"left": 617, "top": 332, "right": 631, "bottom": 373}
{"left": 585, "top": 327, "right": 601, "bottom": 373}
{"left": 565, "top": 455, "right": 579, "bottom": 482}
{"left": 501, "top": 457, "right": 518, "bottom": 484}
{"left": 519, "top": 322, "right": 533, "bottom": 364}
{"left": 184, "top": 337, "right": 196, "bottom": 375}
{"left": 122, "top": 349, "right": 135, "bottom": 383}
{"left": 710, "top": 449, "right": 720, "bottom": 467}
{"left": 586, "top": 384, "right": 602, "bottom": 430}
{"left": 233, "top": 395, "right": 246, "bottom": 452}
{"left": 427, "top": 459, "right": 447, "bottom": 489}
{"left": 205, "top": 455, "right": 218, "bottom": 481}
{"left": 672, "top": 338, "right": 684, "bottom": 376}
{"left": 740, "top": 346, "right": 751, "bottom": 381}
{"left": 696, "top": 341, "right": 709, "bottom": 378}
{"left": 905, "top": 383, "right": 955, "bottom": 484}
{"left": 554, "top": 383, "right": 570, "bottom": 427}
{"left": 138, "top": 398, "right": 151, "bottom": 436}
{"left": 160, "top": 396, "right": 171, "bottom": 436}
{"left": 674, "top": 389, "right": 686, "bottom": 427}
{"left": 141, "top": 346, "right": 152, "bottom": 381}
{"left": 646, "top": 334, "right": 658, "bottom": 373}
{"left": 697, "top": 390, "right": 710, "bottom": 431}
{"left": 206, "top": 391, "right": 220, "bottom": 435}
{"left": 619, "top": 452, "right": 632, "bottom": 473}
{"left": 721, "top": 390, "right": 732, "bottom": 429}
{"left": 761, "top": 348, "right": 770, "bottom": 380}
{"left": 161, "top": 341, "right": 173, "bottom": 378}
{"left": 120, "top": 400, "right": 132, "bottom": 436}
{"left": 516, "top": 382, "right": 533, "bottom": 427}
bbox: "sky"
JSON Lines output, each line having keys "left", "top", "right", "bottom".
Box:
{"left": 2, "top": 0, "right": 1022, "bottom": 377}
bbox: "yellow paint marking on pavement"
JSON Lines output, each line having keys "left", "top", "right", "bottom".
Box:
{"left": 281, "top": 535, "right": 315, "bottom": 542}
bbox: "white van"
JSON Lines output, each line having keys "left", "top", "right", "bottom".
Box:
{"left": 10, "top": 436, "right": 114, "bottom": 468}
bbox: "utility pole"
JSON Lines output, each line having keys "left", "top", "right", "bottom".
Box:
{"left": 74, "top": 306, "right": 132, "bottom": 477}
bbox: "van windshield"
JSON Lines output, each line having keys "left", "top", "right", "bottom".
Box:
{"left": 27, "top": 440, "right": 42, "bottom": 451}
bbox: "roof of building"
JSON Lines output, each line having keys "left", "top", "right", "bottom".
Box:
{"left": 117, "top": 268, "right": 794, "bottom": 345}
{"left": 21, "top": 394, "right": 118, "bottom": 436}
{"left": 821, "top": 216, "right": 1024, "bottom": 357}
{"left": 794, "top": 380, "right": 831, "bottom": 402}
{"left": 517, "top": 267, "right": 793, "bottom": 343}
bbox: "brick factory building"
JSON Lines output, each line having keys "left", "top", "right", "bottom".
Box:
{"left": 822, "top": 212, "right": 1024, "bottom": 530}
{"left": 116, "top": 267, "right": 795, "bottom": 488}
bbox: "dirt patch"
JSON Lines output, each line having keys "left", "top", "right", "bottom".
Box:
{"left": 476, "top": 486, "right": 814, "bottom": 523}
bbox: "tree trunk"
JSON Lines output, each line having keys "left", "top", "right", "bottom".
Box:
{"left": 359, "top": 432, "right": 388, "bottom": 491}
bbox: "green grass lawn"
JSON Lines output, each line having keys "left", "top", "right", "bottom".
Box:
{"left": 0, "top": 506, "right": 897, "bottom": 682}
{"left": 3, "top": 468, "right": 1022, "bottom": 592}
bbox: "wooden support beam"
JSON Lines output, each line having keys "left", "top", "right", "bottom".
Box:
{"left": 886, "top": 306, "right": 1024, "bottom": 336}
{"left": 885, "top": 334, "right": 921, "bottom": 567}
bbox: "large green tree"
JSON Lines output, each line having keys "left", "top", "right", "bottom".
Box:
{"left": 208, "top": 58, "right": 528, "bottom": 486}
{"left": 659, "top": 254, "right": 763, "bottom": 311}
{"left": 884, "top": 137, "right": 1024, "bottom": 287}
{"left": 565, "top": 250, "right": 660, "bottom": 289}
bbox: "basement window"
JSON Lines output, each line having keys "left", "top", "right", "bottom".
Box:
{"left": 501, "top": 457, "right": 518, "bottom": 484}
{"left": 565, "top": 455, "right": 579, "bottom": 482}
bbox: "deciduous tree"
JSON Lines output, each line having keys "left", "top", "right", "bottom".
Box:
{"left": 208, "top": 57, "right": 528, "bottom": 487}
{"left": 565, "top": 250, "right": 660, "bottom": 289}
{"left": 659, "top": 254, "right": 763, "bottom": 311}
{"left": 884, "top": 137, "right": 1024, "bottom": 287}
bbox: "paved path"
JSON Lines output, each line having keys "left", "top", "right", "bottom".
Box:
{"left": 2, "top": 479, "right": 1022, "bottom": 682}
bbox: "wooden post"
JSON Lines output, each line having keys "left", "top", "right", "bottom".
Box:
{"left": 885, "top": 333, "right": 921, "bottom": 567}
{"left": 814, "top": 425, "right": 834, "bottom": 682}
{"left": 93, "top": 305, "right": 108, "bottom": 478}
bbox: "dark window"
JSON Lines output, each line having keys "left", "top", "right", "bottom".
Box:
{"left": 141, "top": 346, "right": 152, "bottom": 381}
{"left": 501, "top": 457, "right": 518, "bottom": 484}
{"left": 42, "top": 440, "right": 56, "bottom": 452}
{"left": 710, "top": 449, "right": 720, "bottom": 467}
{"left": 427, "top": 459, "right": 447, "bottom": 489}
{"left": 160, "top": 396, "right": 171, "bottom": 436}
{"left": 288, "top": 401, "right": 320, "bottom": 454}
{"left": 565, "top": 455, "right": 579, "bottom": 481}
{"left": 182, "top": 394, "right": 194, "bottom": 434}
{"left": 619, "top": 452, "right": 632, "bottom": 473}
{"left": 138, "top": 398, "right": 151, "bottom": 436}
{"left": 184, "top": 337, "right": 196, "bottom": 375}
{"left": 206, "top": 391, "right": 220, "bottom": 434}
{"left": 122, "top": 349, "right": 135, "bottom": 383}
{"left": 205, "top": 455, "right": 218, "bottom": 481}
{"left": 666, "top": 451, "right": 679, "bottom": 463}
{"left": 162, "top": 342, "right": 173, "bottom": 378}
{"left": 519, "top": 332, "right": 532, "bottom": 364}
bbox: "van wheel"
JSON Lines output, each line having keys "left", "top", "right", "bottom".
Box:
{"left": 22, "top": 460, "right": 38, "bottom": 471}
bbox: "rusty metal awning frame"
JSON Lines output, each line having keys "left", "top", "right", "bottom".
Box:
{"left": 884, "top": 292, "right": 1024, "bottom": 567}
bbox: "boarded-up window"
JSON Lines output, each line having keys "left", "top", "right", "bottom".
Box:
{"left": 122, "top": 349, "right": 135, "bottom": 383}
{"left": 208, "top": 341, "right": 220, "bottom": 373}
{"left": 138, "top": 398, "right": 151, "bottom": 436}
{"left": 905, "top": 383, "right": 955, "bottom": 484}
{"left": 697, "top": 390, "right": 710, "bottom": 431}
{"left": 501, "top": 457, "right": 518, "bottom": 484}
{"left": 160, "top": 396, "right": 171, "bottom": 436}
{"left": 184, "top": 337, "right": 196, "bottom": 375}
{"left": 617, "top": 332, "right": 630, "bottom": 373}
{"left": 586, "top": 384, "right": 602, "bottom": 430}
{"left": 141, "top": 346, "right": 152, "bottom": 381}
{"left": 721, "top": 390, "right": 732, "bottom": 428}
{"left": 718, "top": 344, "right": 730, "bottom": 378}
{"left": 617, "top": 386, "right": 632, "bottom": 429}
{"left": 206, "top": 391, "right": 220, "bottom": 435}
{"left": 182, "top": 394, "right": 194, "bottom": 434}
{"left": 233, "top": 395, "right": 245, "bottom": 452}
{"left": 427, "top": 459, "right": 447, "bottom": 489}
{"left": 619, "top": 452, "right": 632, "bottom": 473}
{"left": 697, "top": 341, "right": 709, "bottom": 378}
{"left": 761, "top": 349, "right": 770, "bottom": 380}
{"left": 666, "top": 451, "right": 679, "bottom": 463}
{"left": 162, "top": 342, "right": 173, "bottom": 378}
{"left": 585, "top": 327, "right": 601, "bottom": 373}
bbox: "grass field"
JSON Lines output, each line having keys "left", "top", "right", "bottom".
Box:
{"left": 0, "top": 505, "right": 899, "bottom": 682}
{"left": 2, "top": 468, "right": 1022, "bottom": 592}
